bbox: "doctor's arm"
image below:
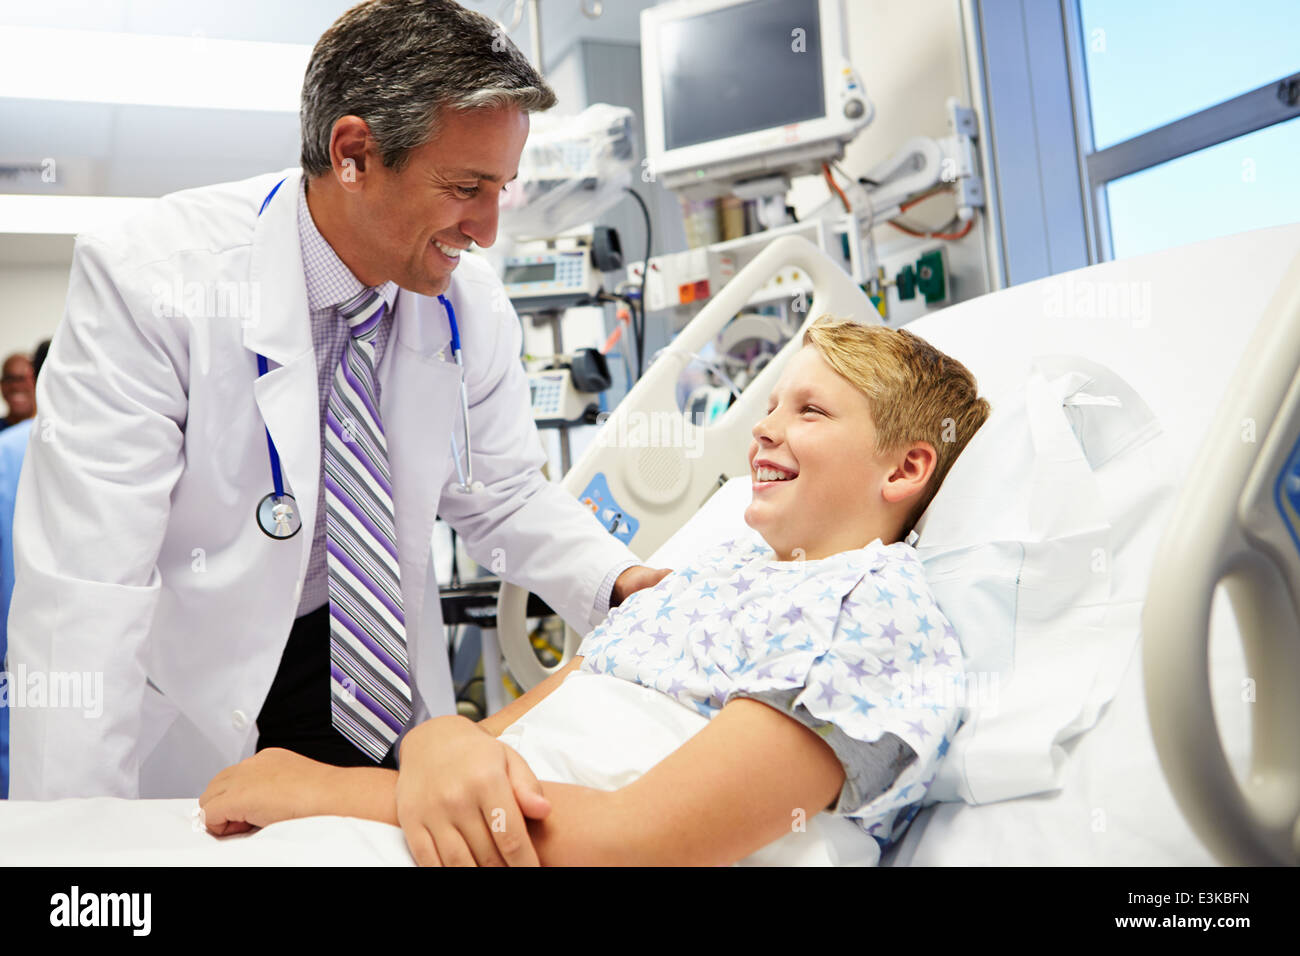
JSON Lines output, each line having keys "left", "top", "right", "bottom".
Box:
{"left": 201, "top": 655, "right": 586, "bottom": 861}
{"left": 432, "top": 278, "right": 644, "bottom": 634}
{"left": 8, "top": 236, "right": 188, "bottom": 799}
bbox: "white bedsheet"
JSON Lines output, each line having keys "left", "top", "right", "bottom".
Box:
{"left": 499, "top": 669, "right": 881, "bottom": 865}
{"left": 0, "top": 669, "right": 879, "bottom": 866}
{"left": 0, "top": 797, "right": 414, "bottom": 866}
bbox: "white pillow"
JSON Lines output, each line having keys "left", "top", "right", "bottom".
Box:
{"left": 913, "top": 355, "right": 1168, "bottom": 804}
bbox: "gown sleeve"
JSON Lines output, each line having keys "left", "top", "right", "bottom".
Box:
{"left": 726, "top": 544, "right": 964, "bottom": 838}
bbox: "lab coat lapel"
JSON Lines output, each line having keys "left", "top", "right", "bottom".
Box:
{"left": 244, "top": 168, "right": 319, "bottom": 585}
{"left": 380, "top": 291, "right": 456, "bottom": 630}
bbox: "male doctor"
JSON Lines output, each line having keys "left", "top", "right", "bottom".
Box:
{"left": 8, "top": 0, "right": 663, "bottom": 806}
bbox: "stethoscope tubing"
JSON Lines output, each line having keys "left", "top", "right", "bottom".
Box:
{"left": 253, "top": 178, "right": 478, "bottom": 541}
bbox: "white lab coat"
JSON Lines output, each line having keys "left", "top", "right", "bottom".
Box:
{"left": 7, "top": 167, "right": 636, "bottom": 799}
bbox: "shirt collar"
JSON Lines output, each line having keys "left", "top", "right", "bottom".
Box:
{"left": 297, "top": 176, "right": 398, "bottom": 313}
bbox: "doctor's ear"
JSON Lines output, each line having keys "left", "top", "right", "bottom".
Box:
{"left": 328, "top": 115, "right": 375, "bottom": 190}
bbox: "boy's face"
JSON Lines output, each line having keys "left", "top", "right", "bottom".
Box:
{"left": 745, "top": 345, "right": 901, "bottom": 561}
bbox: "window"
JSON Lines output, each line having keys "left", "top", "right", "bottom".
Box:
{"left": 965, "top": 0, "right": 1300, "bottom": 285}
{"left": 1104, "top": 115, "right": 1300, "bottom": 261}
{"left": 1073, "top": 0, "right": 1300, "bottom": 260}
{"left": 1079, "top": 0, "right": 1300, "bottom": 150}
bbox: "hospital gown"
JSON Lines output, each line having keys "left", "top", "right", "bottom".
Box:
{"left": 577, "top": 526, "right": 964, "bottom": 851}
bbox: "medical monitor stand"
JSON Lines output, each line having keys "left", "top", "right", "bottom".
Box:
{"left": 523, "top": 307, "right": 574, "bottom": 475}
{"left": 730, "top": 172, "right": 798, "bottom": 230}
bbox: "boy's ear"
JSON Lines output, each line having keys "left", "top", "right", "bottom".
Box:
{"left": 883, "top": 442, "right": 937, "bottom": 502}
{"left": 914, "top": 441, "right": 938, "bottom": 484}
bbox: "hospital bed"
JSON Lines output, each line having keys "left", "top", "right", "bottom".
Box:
{"left": 496, "top": 225, "right": 1300, "bottom": 867}
{"left": 2, "top": 224, "right": 1297, "bottom": 865}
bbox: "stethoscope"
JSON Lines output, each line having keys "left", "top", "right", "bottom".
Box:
{"left": 253, "top": 178, "right": 481, "bottom": 541}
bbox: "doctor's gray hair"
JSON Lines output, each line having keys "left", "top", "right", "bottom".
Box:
{"left": 300, "top": 0, "right": 556, "bottom": 177}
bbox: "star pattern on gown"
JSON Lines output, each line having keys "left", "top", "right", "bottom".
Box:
{"left": 576, "top": 531, "right": 964, "bottom": 842}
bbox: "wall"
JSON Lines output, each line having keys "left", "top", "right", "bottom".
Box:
{"left": 791, "top": 0, "right": 993, "bottom": 315}
{"left": 0, "top": 237, "right": 75, "bottom": 367}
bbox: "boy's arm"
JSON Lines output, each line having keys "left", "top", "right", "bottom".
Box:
{"left": 322, "top": 694, "right": 846, "bottom": 867}
{"left": 525, "top": 696, "right": 847, "bottom": 866}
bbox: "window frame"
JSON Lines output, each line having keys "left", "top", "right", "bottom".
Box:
{"left": 969, "top": 0, "right": 1300, "bottom": 281}
{"left": 1065, "top": 0, "right": 1300, "bottom": 264}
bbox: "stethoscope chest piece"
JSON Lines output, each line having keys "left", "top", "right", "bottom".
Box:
{"left": 257, "top": 492, "right": 303, "bottom": 539}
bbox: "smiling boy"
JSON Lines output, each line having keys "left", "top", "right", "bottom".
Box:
{"left": 201, "top": 316, "right": 991, "bottom": 866}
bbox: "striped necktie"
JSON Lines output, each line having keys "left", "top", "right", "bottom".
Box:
{"left": 326, "top": 287, "right": 412, "bottom": 761}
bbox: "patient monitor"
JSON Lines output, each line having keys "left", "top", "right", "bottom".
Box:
{"left": 640, "top": 0, "right": 872, "bottom": 205}
{"left": 497, "top": 236, "right": 876, "bottom": 688}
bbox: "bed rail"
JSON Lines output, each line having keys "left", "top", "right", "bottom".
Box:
{"left": 1142, "top": 248, "right": 1300, "bottom": 865}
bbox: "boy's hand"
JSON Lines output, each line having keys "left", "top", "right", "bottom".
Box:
{"left": 199, "top": 747, "right": 338, "bottom": 836}
{"left": 396, "top": 715, "right": 550, "bottom": 866}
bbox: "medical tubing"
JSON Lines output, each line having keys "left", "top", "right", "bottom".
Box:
{"left": 823, "top": 162, "right": 851, "bottom": 212}
{"left": 595, "top": 291, "right": 639, "bottom": 384}
{"left": 623, "top": 186, "right": 652, "bottom": 381}
{"left": 888, "top": 216, "right": 975, "bottom": 241}
{"left": 258, "top": 178, "right": 286, "bottom": 216}
{"left": 449, "top": 426, "right": 470, "bottom": 490}
{"left": 647, "top": 346, "right": 743, "bottom": 401}
{"left": 438, "top": 294, "right": 461, "bottom": 353}
{"left": 599, "top": 296, "right": 637, "bottom": 388}
{"left": 256, "top": 353, "right": 286, "bottom": 498}
{"left": 886, "top": 186, "right": 975, "bottom": 240}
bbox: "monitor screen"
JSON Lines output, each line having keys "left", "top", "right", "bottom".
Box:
{"left": 657, "top": 0, "right": 825, "bottom": 152}
{"left": 504, "top": 262, "right": 556, "bottom": 284}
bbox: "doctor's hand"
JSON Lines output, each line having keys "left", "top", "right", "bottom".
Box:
{"left": 396, "top": 715, "right": 551, "bottom": 866}
{"left": 199, "top": 747, "right": 339, "bottom": 836}
{"left": 611, "top": 565, "right": 673, "bottom": 607}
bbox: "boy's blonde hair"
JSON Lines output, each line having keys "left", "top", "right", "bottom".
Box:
{"left": 802, "top": 315, "right": 991, "bottom": 535}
